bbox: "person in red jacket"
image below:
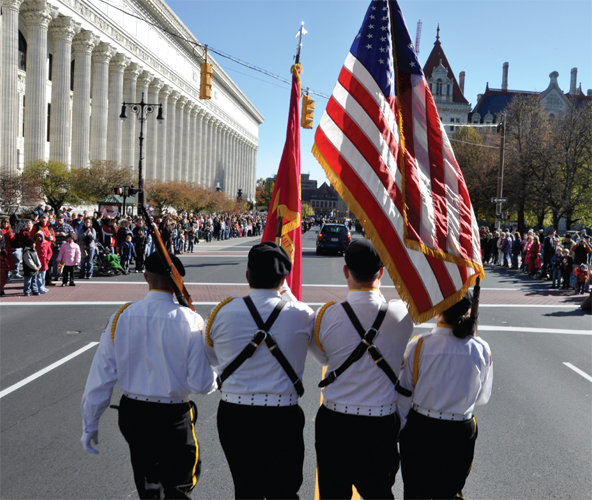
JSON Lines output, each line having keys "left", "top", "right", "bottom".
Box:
{"left": 0, "top": 218, "right": 17, "bottom": 277}
{"left": 34, "top": 232, "right": 52, "bottom": 294}
{"left": 573, "top": 264, "right": 589, "bottom": 295}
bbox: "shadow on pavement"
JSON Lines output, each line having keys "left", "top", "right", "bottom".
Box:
{"left": 543, "top": 308, "right": 590, "bottom": 317}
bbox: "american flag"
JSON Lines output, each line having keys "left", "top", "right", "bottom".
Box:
{"left": 312, "top": 0, "right": 484, "bottom": 323}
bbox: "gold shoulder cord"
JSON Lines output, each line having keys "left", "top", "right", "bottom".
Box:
{"left": 111, "top": 303, "right": 133, "bottom": 343}
{"left": 314, "top": 301, "right": 336, "bottom": 352}
{"left": 412, "top": 337, "right": 424, "bottom": 387}
{"left": 204, "top": 297, "right": 235, "bottom": 348}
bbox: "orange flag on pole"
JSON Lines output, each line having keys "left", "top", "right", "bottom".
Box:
{"left": 261, "top": 64, "right": 303, "bottom": 300}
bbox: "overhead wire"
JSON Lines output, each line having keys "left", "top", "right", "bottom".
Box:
{"left": 96, "top": 0, "right": 330, "bottom": 99}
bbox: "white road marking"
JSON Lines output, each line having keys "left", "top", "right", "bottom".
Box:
{"left": 413, "top": 323, "right": 592, "bottom": 336}
{"left": 563, "top": 362, "right": 592, "bottom": 383}
{"left": 0, "top": 342, "right": 99, "bottom": 399}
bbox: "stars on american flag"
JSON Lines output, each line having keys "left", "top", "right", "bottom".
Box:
{"left": 378, "top": 58, "right": 385, "bottom": 65}
{"left": 409, "top": 61, "right": 416, "bottom": 67}
{"left": 379, "top": 47, "right": 385, "bottom": 52}
{"left": 382, "top": 16, "right": 388, "bottom": 21}
{"left": 381, "top": 25, "right": 387, "bottom": 31}
{"left": 380, "top": 36, "right": 387, "bottom": 42}
{"left": 408, "top": 43, "right": 414, "bottom": 50}
{"left": 367, "top": 33, "right": 373, "bottom": 39}
{"left": 366, "top": 43, "right": 373, "bottom": 49}
{"left": 370, "top": 15, "right": 375, "bottom": 19}
{"left": 369, "top": 24, "right": 374, "bottom": 29}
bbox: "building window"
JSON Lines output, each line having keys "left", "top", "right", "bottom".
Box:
{"left": 436, "top": 79, "right": 442, "bottom": 95}
{"left": 450, "top": 119, "right": 455, "bottom": 132}
{"left": 446, "top": 84, "right": 450, "bottom": 96}
{"left": 19, "top": 31, "right": 27, "bottom": 71}
{"left": 47, "top": 103, "right": 51, "bottom": 142}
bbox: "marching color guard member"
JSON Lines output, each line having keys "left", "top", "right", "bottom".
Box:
{"left": 81, "top": 252, "right": 214, "bottom": 499}
{"left": 204, "top": 241, "right": 315, "bottom": 499}
{"left": 309, "top": 239, "right": 414, "bottom": 499}
{"left": 396, "top": 291, "right": 493, "bottom": 500}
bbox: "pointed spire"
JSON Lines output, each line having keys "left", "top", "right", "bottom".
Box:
{"left": 436, "top": 24, "right": 440, "bottom": 42}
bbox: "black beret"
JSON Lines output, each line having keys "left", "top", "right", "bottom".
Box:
{"left": 443, "top": 291, "right": 473, "bottom": 322}
{"left": 248, "top": 242, "right": 291, "bottom": 278}
{"left": 345, "top": 239, "right": 383, "bottom": 276}
{"left": 144, "top": 252, "right": 185, "bottom": 277}
{"left": 24, "top": 238, "right": 36, "bottom": 247}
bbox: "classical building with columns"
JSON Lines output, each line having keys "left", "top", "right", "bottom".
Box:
{"left": 0, "top": 0, "right": 263, "bottom": 201}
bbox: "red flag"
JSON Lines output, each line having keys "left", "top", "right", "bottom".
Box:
{"left": 312, "top": 0, "right": 484, "bottom": 323}
{"left": 262, "top": 64, "right": 303, "bottom": 300}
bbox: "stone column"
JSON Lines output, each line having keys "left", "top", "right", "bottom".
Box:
{"left": 166, "top": 90, "right": 179, "bottom": 177}
{"left": 146, "top": 78, "right": 163, "bottom": 181}
{"left": 121, "top": 62, "right": 141, "bottom": 168}
{"left": 1, "top": 0, "right": 23, "bottom": 172}
{"left": 182, "top": 100, "right": 193, "bottom": 181}
{"left": 231, "top": 132, "right": 242, "bottom": 198}
{"left": 134, "top": 70, "right": 153, "bottom": 168}
{"left": 173, "top": 96, "right": 187, "bottom": 180}
{"left": 187, "top": 104, "right": 197, "bottom": 182}
{"left": 222, "top": 127, "right": 230, "bottom": 193}
{"left": 22, "top": 0, "right": 57, "bottom": 165}
{"left": 196, "top": 110, "right": 207, "bottom": 185}
{"left": 199, "top": 114, "right": 210, "bottom": 186}
{"left": 211, "top": 121, "right": 221, "bottom": 187}
{"left": 71, "top": 30, "right": 98, "bottom": 168}
{"left": 156, "top": 84, "right": 171, "bottom": 180}
{"left": 90, "top": 42, "right": 115, "bottom": 161}
{"left": 49, "top": 15, "right": 79, "bottom": 164}
{"left": 251, "top": 146, "right": 258, "bottom": 201}
{"left": 106, "top": 53, "right": 129, "bottom": 164}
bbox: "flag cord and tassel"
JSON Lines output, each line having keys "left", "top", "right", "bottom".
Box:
{"left": 470, "top": 277, "right": 481, "bottom": 335}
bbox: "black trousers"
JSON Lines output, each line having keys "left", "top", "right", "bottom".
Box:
{"left": 399, "top": 410, "right": 478, "bottom": 500}
{"left": 315, "top": 405, "right": 399, "bottom": 500}
{"left": 217, "top": 400, "right": 305, "bottom": 499}
{"left": 62, "top": 265, "right": 74, "bottom": 284}
{"left": 118, "top": 396, "right": 201, "bottom": 500}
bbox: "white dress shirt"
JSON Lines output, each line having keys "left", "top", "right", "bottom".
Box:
{"left": 204, "top": 288, "right": 315, "bottom": 405}
{"left": 82, "top": 290, "right": 214, "bottom": 432}
{"left": 397, "top": 326, "right": 493, "bottom": 430}
{"left": 309, "top": 290, "right": 414, "bottom": 416}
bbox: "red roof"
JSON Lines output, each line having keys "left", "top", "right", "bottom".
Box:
{"left": 422, "top": 35, "right": 469, "bottom": 105}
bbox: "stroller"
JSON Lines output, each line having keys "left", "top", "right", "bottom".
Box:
{"left": 94, "top": 243, "right": 125, "bottom": 276}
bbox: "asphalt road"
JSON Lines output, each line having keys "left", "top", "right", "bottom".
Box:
{"left": 1, "top": 228, "right": 591, "bottom": 499}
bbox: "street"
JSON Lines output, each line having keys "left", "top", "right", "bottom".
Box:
{"left": 1, "top": 229, "right": 591, "bottom": 500}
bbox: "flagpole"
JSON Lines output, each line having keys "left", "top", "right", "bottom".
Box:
{"left": 275, "top": 22, "right": 305, "bottom": 246}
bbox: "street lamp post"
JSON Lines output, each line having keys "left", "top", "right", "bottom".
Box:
{"left": 120, "top": 92, "right": 164, "bottom": 208}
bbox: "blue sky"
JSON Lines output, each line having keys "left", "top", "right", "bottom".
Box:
{"left": 167, "top": 0, "right": 592, "bottom": 187}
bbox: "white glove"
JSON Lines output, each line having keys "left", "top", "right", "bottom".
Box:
{"left": 81, "top": 429, "right": 99, "bottom": 454}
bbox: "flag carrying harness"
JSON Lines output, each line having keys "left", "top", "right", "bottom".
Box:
{"left": 318, "top": 301, "right": 411, "bottom": 397}
{"left": 216, "top": 297, "right": 305, "bottom": 397}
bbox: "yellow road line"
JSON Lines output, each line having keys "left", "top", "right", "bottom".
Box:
{"left": 314, "top": 366, "right": 360, "bottom": 500}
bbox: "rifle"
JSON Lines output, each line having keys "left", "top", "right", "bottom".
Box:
{"left": 470, "top": 276, "right": 480, "bottom": 335}
{"left": 138, "top": 204, "right": 195, "bottom": 311}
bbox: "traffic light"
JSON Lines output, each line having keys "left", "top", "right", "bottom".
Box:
{"left": 301, "top": 93, "right": 315, "bottom": 129}
{"left": 200, "top": 48, "right": 213, "bottom": 100}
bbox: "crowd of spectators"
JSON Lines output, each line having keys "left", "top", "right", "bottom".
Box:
{"left": 0, "top": 205, "right": 267, "bottom": 296}
{"left": 480, "top": 226, "right": 591, "bottom": 293}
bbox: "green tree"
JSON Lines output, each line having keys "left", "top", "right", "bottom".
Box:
{"left": 256, "top": 177, "right": 274, "bottom": 209}
{"left": 301, "top": 203, "right": 314, "bottom": 217}
{"left": 547, "top": 102, "right": 592, "bottom": 230}
{"left": 72, "top": 160, "right": 135, "bottom": 204}
{"left": 451, "top": 126, "right": 498, "bottom": 224}
{"left": 22, "top": 159, "right": 80, "bottom": 213}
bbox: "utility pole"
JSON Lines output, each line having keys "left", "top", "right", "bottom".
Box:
{"left": 495, "top": 112, "right": 506, "bottom": 230}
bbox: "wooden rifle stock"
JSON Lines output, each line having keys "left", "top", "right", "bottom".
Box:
{"left": 139, "top": 205, "right": 195, "bottom": 311}
{"left": 470, "top": 276, "right": 480, "bottom": 335}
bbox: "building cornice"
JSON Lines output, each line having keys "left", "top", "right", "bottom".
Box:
{"left": 55, "top": 0, "right": 261, "bottom": 144}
